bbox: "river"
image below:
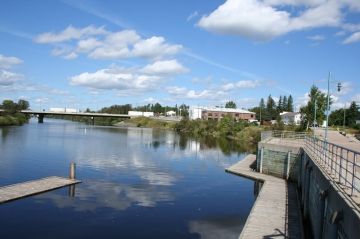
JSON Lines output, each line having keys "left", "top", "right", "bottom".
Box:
{"left": 0, "top": 119, "right": 256, "bottom": 239}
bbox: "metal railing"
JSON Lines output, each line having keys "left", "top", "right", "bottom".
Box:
{"left": 261, "top": 130, "right": 308, "bottom": 141}
{"left": 304, "top": 136, "right": 360, "bottom": 197}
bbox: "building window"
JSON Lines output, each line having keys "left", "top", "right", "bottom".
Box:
{"left": 251, "top": 114, "right": 254, "bottom": 118}
{"left": 208, "top": 113, "right": 212, "bottom": 116}
{"left": 235, "top": 113, "right": 239, "bottom": 117}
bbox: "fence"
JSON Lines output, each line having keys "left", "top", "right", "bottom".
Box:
{"left": 261, "top": 130, "right": 308, "bottom": 141}
{"left": 261, "top": 130, "right": 360, "bottom": 199}
{"left": 304, "top": 136, "right": 360, "bottom": 198}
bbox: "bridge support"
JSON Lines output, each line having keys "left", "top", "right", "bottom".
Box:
{"left": 38, "top": 114, "right": 44, "bottom": 123}
{"left": 91, "top": 117, "right": 95, "bottom": 125}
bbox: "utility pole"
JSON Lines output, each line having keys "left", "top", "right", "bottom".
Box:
{"left": 324, "top": 72, "right": 331, "bottom": 145}
{"left": 343, "top": 103, "right": 346, "bottom": 131}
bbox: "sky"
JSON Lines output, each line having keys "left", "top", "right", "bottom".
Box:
{"left": 0, "top": 0, "right": 359, "bottom": 111}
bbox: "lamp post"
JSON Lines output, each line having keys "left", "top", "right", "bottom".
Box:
{"left": 324, "top": 72, "right": 341, "bottom": 145}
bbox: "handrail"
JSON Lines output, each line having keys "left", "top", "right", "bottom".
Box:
{"left": 304, "top": 136, "right": 360, "bottom": 197}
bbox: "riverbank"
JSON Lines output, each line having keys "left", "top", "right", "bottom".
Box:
{"left": 0, "top": 113, "right": 29, "bottom": 126}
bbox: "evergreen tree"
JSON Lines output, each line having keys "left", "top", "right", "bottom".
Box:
{"left": 347, "top": 101, "right": 360, "bottom": 127}
{"left": 287, "top": 95, "right": 294, "bottom": 112}
{"left": 266, "top": 95, "right": 276, "bottom": 120}
{"left": 277, "top": 96, "right": 283, "bottom": 112}
{"left": 225, "top": 101, "right": 237, "bottom": 109}
{"left": 282, "top": 96, "right": 288, "bottom": 111}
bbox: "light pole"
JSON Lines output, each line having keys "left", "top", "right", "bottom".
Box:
{"left": 324, "top": 72, "right": 341, "bottom": 145}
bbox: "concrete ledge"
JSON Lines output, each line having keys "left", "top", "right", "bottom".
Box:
{"left": 226, "top": 154, "right": 303, "bottom": 239}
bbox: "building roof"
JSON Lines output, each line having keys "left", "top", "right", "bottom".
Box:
{"left": 192, "top": 106, "right": 255, "bottom": 114}
{"left": 280, "top": 112, "right": 300, "bottom": 117}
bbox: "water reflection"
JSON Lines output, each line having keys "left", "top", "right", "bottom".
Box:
{"left": 0, "top": 120, "right": 256, "bottom": 239}
{"left": 36, "top": 180, "right": 174, "bottom": 211}
{"left": 189, "top": 215, "right": 248, "bottom": 239}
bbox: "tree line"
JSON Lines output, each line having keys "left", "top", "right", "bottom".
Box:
{"left": 0, "top": 99, "right": 30, "bottom": 126}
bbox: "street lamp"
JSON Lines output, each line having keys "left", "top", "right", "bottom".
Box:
{"left": 324, "top": 72, "right": 341, "bottom": 145}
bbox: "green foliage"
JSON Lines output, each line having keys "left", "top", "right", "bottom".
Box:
{"left": 300, "top": 85, "right": 328, "bottom": 130}
{"left": 0, "top": 99, "right": 30, "bottom": 126}
{"left": 329, "top": 101, "right": 359, "bottom": 127}
{"left": 225, "top": 101, "right": 237, "bottom": 109}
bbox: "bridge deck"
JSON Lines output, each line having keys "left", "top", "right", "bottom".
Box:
{"left": 0, "top": 176, "right": 81, "bottom": 204}
{"left": 226, "top": 155, "right": 303, "bottom": 239}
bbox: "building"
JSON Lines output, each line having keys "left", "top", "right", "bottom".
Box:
{"left": 280, "top": 112, "right": 301, "bottom": 125}
{"left": 49, "top": 108, "right": 78, "bottom": 113}
{"left": 166, "top": 110, "right": 176, "bottom": 116}
{"left": 128, "top": 111, "right": 154, "bottom": 117}
{"left": 189, "top": 107, "right": 256, "bottom": 121}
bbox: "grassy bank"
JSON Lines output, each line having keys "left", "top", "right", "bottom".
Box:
{"left": 125, "top": 117, "right": 177, "bottom": 129}
{"left": 0, "top": 113, "right": 29, "bottom": 126}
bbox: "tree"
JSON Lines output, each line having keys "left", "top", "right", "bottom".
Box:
{"left": 347, "top": 101, "right": 360, "bottom": 127}
{"left": 300, "top": 85, "right": 328, "bottom": 130}
{"left": 282, "top": 95, "right": 288, "bottom": 111}
{"left": 17, "top": 99, "right": 29, "bottom": 110}
{"left": 225, "top": 101, "right": 237, "bottom": 109}
{"left": 277, "top": 96, "right": 283, "bottom": 112}
{"left": 2, "top": 100, "right": 17, "bottom": 113}
{"left": 266, "top": 95, "right": 277, "bottom": 120}
{"left": 179, "top": 104, "right": 189, "bottom": 117}
{"left": 287, "top": 95, "right": 294, "bottom": 112}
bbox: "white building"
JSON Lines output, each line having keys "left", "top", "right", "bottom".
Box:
{"left": 280, "top": 112, "right": 301, "bottom": 125}
{"left": 166, "top": 110, "right": 176, "bottom": 116}
{"left": 128, "top": 111, "right": 154, "bottom": 117}
{"left": 49, "top": 108, "right": 78, "bottom": 113}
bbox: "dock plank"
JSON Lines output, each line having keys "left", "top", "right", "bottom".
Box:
{"left": 226, "top": 154, "right": 303, "bottom": 239}
{"left": 0, "top": 176, "right": 81, "bottom": 204}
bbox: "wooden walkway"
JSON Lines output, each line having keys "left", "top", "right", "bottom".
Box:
{"left": 0, "top": 176, "right": 81, "bottom": 204}
{"left": 226, "top": 154, "right": 303, "bottom": 239}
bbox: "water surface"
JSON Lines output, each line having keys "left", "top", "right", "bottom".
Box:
{"left": 0, "top": 119, "right": 256, "bottom": 239}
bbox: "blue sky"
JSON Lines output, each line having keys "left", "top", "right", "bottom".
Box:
{"left": 0, "top": 0, "right": 359, "bottom": 111}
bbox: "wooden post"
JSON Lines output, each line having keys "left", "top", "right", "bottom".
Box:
{"left": 260, "top": 147, "right": 264, "bottom": 173}
{"left": 70, "top": 162, "right": 76, "bottom": 180}
{"left": 286, "top": 151, "right": 291, "bottom": 180}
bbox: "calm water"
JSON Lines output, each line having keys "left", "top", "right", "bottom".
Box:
{"left": 0, "top": 119, "right": 256, "bottom": 239}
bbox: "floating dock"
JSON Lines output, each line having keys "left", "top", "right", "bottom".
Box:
{"left": 226, "top": 154, "right": 303, "bottom": 239}
{"left": 0, "top": 176, "right": 81, "bottom": 204}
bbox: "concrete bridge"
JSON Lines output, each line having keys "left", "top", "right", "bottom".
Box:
{"left": 20, "top": 110, "right": 131, "bottom": 124}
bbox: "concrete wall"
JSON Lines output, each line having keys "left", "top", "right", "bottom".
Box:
{"left": 298, "top": 152, "right": 360, "bottom": 239}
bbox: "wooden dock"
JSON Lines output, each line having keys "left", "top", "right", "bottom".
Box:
{"left": 0, "top": 176, "right": 81, "bottom": 204}
{"left": 226, "top": 154, "right": 303, "bottom": 239}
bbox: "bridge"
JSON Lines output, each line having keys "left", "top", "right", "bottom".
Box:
{"left": 20, "top": 110, "right": 131, "bottom": 124}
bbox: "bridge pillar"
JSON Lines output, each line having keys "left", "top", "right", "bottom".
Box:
{"left": 38, "top": 114, "right": 44, "bottom": 123}
{"left": 91, "top": 117, "right": 95, "bottom": 125}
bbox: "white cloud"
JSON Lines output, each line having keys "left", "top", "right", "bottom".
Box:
{"left": 34, "top": 25, "right": 107, "bottom": 43}
{"left": 187, "top": 11, "right": 199, "bottom": 22}
{"left": 88, "top": 30, "right": 140, "bottom": 59}
{"left": 0, "top": 54, "right": 23, "bottom": 69}
{"left": 351, "top": 94, "right": 360, "bottom": 102}
{"left": 132, "top": 36, "right": 182, "bottom": 59}
{"left": 70, "top": 67, "right": 162, "bottom": 91}
{"left": 167, "top": 86, "right": 226, "bottom": 100}
{"left": 307, "top": 34, "right": 325, "bottom": 41}
{"left": 343, "top": 32, "right": 360, "bottom": 44}
{"left": 35, "top": 26, "right": 183, "bottom": 60}
{"left": 0, "top": 70, "right": 24, "bottom": 85}
{"left": 220, "top": 80, "right": 261, "bottom": 91}
{"left": 141, "top": 60, "right": 188, "bottom": 75}
{"left": 198, "top": 0, "right": 342, "bottom": 41}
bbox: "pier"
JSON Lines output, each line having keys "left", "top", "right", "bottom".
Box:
{"left": 0, "top": 176, "right": 80, "bottom": 204}
{"left": 227, "top": 154, "right": 303, "bottom": 239}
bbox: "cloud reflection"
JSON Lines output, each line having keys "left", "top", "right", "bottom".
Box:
{"left": 189, "top": 215, "right": 246, "bottom": 239}
{"left": 36, "top": 180, "right": 174, "bottom": 211}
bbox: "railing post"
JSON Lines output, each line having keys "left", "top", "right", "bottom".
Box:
{"left": 70, "top": 162, "right": 76, "bottom": 180}
{"left": 260, "top": 147, "right": 264, "bottom": 173}
{"left": 351, "top": 154, "right": 356, "bottom": 196}
{"left": 286, "top": 151, "right": 291, "bottom": 180}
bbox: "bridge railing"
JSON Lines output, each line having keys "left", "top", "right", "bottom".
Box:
{"left": 261, "top": 130, "right": 307, "bottom": 141}
{"left": 304, "top": 136, "right": 360, "bottom": 198}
